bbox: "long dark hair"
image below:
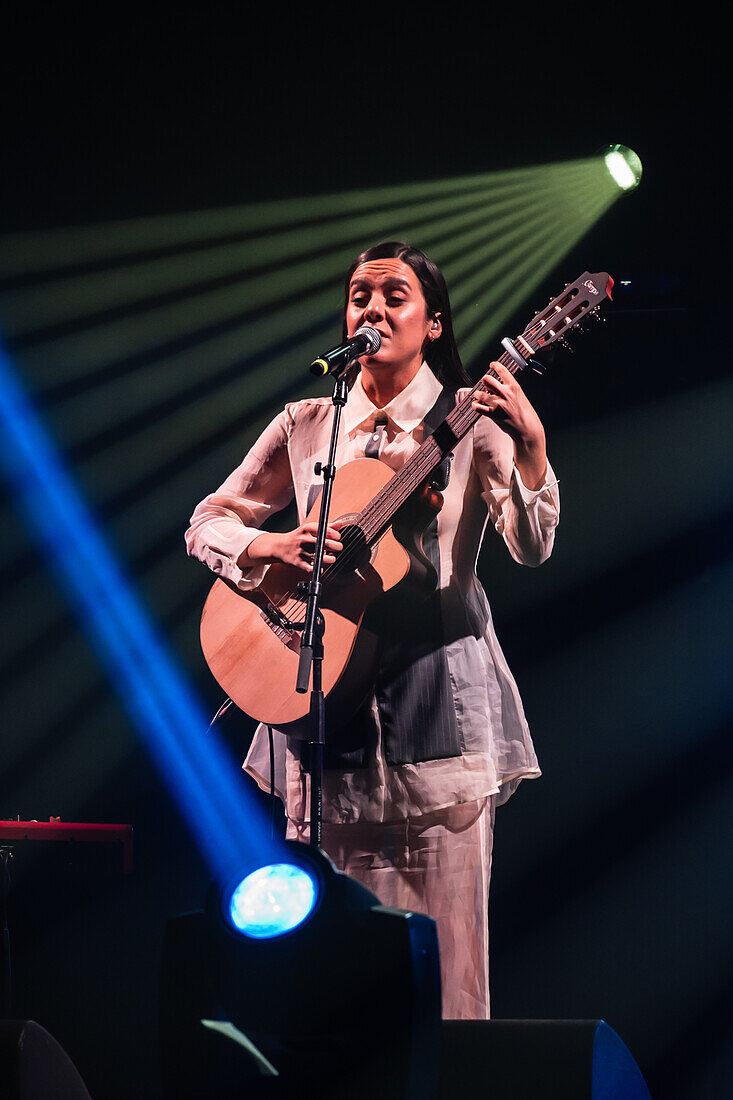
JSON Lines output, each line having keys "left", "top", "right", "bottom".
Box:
{"left": 342, "top": 241, "right": 471, "bottom": 390}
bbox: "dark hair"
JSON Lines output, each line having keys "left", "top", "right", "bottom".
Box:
{"left": 342, "top": 241, "right": 471, "bottom": 390}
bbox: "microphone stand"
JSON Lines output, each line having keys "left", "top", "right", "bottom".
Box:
{"left": 295, "top": 369, "right": 350, "bottom": 849}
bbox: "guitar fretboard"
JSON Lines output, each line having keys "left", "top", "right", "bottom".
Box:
{"left": 358, "top": 349, "right": 519, "bottom": 544}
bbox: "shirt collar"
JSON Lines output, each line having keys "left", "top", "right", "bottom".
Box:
{"left": 343, "top": 362, "right": 443, "bottom": 436}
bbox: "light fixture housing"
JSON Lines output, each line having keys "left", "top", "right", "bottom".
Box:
{"left": 160, "top": 840, "right": 442, "bottom": 1098}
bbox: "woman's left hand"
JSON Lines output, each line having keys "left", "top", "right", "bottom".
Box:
{"left": 472, "top": 360, "right": 548, "bottom": 490}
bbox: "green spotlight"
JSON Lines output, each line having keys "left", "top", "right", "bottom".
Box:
{"left": 603, "top": 144, "right": 643, "bottom": 191}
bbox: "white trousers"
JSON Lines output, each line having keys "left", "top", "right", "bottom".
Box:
{"left": 287, "top": 795, "right": 496, "bottom": 1020}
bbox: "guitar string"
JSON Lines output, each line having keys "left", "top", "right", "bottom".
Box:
{"left": 270, "top": 339, "right": 550, "bottom": 623}
{"left": 271, "top": 324, "right": 576, "bottom": 623}
{"left": 269, "top": 289, "right": 596, "bottom": 624}
{"left": 309, "top": 285, "right": 602, "bottom": 589}
{"left": 353, "top": 354, "right": 518, "bottom": 541}
{"left": 272, "top": 388, "right": 484, "bottom": 620}
{"left": 274, "top": 377, "right": 494, "bottom": 619}
{"left": 271, "top": 356, "right": 519, "bottom": 623}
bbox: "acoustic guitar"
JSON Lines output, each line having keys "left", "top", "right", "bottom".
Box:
{"left": 200, "top": 271, "right": 613, "bottom": 732}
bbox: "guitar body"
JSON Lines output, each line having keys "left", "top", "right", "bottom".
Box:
{"left": 200, "top": 458, "right": 440, "bottom": 734}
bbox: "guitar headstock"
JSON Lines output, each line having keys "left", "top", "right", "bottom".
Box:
{"left": 520, "top": 271, "right": 614, "bottom": 354}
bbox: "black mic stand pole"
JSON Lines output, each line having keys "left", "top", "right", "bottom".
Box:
{"left": 295, "top": 368, "right": 350, "bottom": 849}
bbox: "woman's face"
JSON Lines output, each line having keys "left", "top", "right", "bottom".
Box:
{"left": 346, "top": 258, "right": 439, "bottom": 372}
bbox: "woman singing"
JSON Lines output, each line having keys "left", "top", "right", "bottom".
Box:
{"left": 186, "top": 241, "right": 559, "bottom": 1019}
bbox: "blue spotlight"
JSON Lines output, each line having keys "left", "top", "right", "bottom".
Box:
{"left": 0, "top": 338, "right": 279, "bottom": 881}
{"left": 162, "top": 842, "right": 442, "bottom": 1098}
{"left": 226, "top": 861, "right": 320, "bottom": 939}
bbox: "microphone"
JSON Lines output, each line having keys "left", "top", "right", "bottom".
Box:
{"left": 310, "top": 326, "right": 382, "bottom": 377}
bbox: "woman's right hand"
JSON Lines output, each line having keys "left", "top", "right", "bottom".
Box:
{"left": 239, "top": 521, "right": 344, "bottom": 573}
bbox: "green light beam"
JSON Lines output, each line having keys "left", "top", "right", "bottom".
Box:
{"left": 48, "top": 187, "right": 581, "bottom": 446}
{"left": 0, "top": 176, "right": 617, "bottom": 573}
{"left": 0, "top": 167, "right": 594, "bottom": 337}
{"left": 53, "top": 206, "right": 596, "bottom": 492}
{"left": 0, "top": 159, "right": 599, "bottom": 279}
{"left": 12, "top": 173, "right": 595, "bottom": 384}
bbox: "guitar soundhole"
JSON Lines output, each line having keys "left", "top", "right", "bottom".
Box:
{"left": 330, "top": 519, "right": 371, "bottom": 581}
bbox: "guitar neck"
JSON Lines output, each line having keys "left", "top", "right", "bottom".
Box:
{"left": 358, "top": 350, "right": 519, "bottom": 544}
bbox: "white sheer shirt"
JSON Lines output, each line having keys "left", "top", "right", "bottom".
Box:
{"left": 186, "top": 363, "right": 560, "bottom": 823}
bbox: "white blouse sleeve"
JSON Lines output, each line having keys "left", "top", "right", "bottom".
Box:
{"left": 185, "top": 406, "right": 295, "bottom": 590}
{"left": 471, "top": 412, "right": 560, "bottom": 567}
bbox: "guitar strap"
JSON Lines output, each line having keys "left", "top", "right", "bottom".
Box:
{"left": 364, "top": 414, "right": 389, "bottom": 459}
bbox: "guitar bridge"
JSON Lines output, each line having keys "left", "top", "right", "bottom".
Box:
{"left": 259, "top": 600, "right": 301, "bottom": 646}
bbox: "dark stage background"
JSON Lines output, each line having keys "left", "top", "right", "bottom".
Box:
{"left": 0, "top": 15, "right": 723, "bottom": 1100}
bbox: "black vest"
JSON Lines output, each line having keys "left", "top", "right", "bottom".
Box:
{"left": 319, "top": 386, "right": 462, "bottom": 771}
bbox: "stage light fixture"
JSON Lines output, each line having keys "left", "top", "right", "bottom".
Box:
{"left": 603, "top": 144, "right": 643, "bottom": 191}
{"left": 160, "top": 840, "right": 442, "bottom": 1099}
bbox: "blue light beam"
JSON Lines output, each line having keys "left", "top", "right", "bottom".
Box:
{"left": 0, "top": 339, "right": 281, "bottom": 881}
